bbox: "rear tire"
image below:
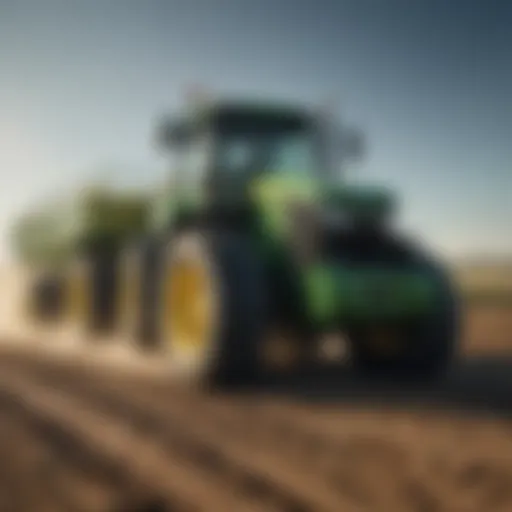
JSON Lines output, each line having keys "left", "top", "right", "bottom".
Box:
{"left": 124, "top": 236, "right": 163, "bottom": 350}
{"left": 63, "top": 251, "right": 118, "bottom": 342}
{"left": 158, "top": 230, "right": 270, "bottom": 390}
{"left": 117, "top": 238, "right": 162, "bottom": 350}
{"left": 63, "top": 257, "right": 93, "bottom": 340}
{"left": 26, "top": 271, "right": 64, "bottom": 326}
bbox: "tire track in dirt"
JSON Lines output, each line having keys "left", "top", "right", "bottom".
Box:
{"left": 6, "top": 346, "right": 512, "bottom": 512}
{"left": 6, "top": 348, "right": 512, "bottom": 512}
{"left": 2, "top": 354, "right": 365, "bottom": 512}
{"left": 48, "top": 369, "right": 382, "bottom": 508}
{"left": 3, "top": 353, "right": 437, "bottom": 509}
{"left": 0, "top": 367, "right": 276, "bottom": 512}
{"left": 0, "top": 408, "right": 121, "bottom": 512}
{"left": 4, "top": 354, "right": 440, "bottom": 512}
{"left": 0, "top": 411, "right": 63, "bottom": 512}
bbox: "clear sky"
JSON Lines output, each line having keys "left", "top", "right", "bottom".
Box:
{"left": 0, "top": 0, "right": 511, "bottom": 261}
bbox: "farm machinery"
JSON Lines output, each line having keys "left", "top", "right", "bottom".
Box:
{"left": 18, "top": 96, "right": 460, "bottom": 388}
{"left": 15, "top": 189, "right": 151, "bottom": 336}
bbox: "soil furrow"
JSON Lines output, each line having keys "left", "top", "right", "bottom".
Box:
{"left": 0, "top": 407, "right": 121, "bottom": 512}
{"left": 7, "top": 359, "right": 365, "bottom": 512}
{"left": 5, "top": 356, "right": 407, "bottom": 508}
{"left": 0, "top": 368, "right": 269, "bottom": 512}
{"left": 3, "top": 341, "right": 512, "bottom": 512}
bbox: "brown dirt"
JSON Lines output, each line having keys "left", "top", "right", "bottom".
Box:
{"left": 0, "top": 304, "right": 510, "bottom": 512}
{"left": 462, "top": 304, "right": 512, "bottom": 355}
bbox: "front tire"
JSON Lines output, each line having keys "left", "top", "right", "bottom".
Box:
{"left": 350, "top": 259, "right": 459, "bottom": 381}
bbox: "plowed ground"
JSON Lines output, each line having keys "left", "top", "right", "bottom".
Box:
{"left": 0, "top": 304, "right": 510, "bottom": 512}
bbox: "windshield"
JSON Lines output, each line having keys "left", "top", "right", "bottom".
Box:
{"left": 214, "top": 112, "right": 323, "bottom": 178}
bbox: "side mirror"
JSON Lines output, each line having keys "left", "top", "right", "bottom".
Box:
{"left": 154, "top": 116, "right": 191, "bottom": 152}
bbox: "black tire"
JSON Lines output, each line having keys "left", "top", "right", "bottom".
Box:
{"left": 64, "top": 251, "right": 119, "bottom": 340}
{"left": 63, "top": 257, "right": 93, "bottom": 339}
{"left": 350, "top": 258, "right": 460, "bottom": 381}
{"left": 27, "top": 272, "right": 64, "bottom": 324}
{"left": 159, "top": 230, "right": 270, "bottom": 390}
{"left": 119, "top": 236, "right": 163, "bottom": 350}
{"left": 91, "top": 251, "right": 119, "bottom": 336}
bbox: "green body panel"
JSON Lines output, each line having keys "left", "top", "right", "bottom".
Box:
{"left": 304, "top": 265, "right": 437, "bottom": 326}
{"left": 248, "top": 173, "right": 438, "bottom": 326}
{"left": 250, "top": 173, "right": 322, "bottom": 241}
{"left": 326, "top": 185, "right": 396, "bottom": 219}
{"left": 250, "top": 173, "right": 396, "bottom": 242}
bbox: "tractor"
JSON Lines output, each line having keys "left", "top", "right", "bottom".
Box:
{"left": 116, "top": 97, "right": 460, "bottom": 388}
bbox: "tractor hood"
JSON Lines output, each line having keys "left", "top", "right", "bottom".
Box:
{"left": 250, "top": 174, "right": 398, "bottom": 261}
{"left": 326, "top": 183, "right": 397, "bottom": 221}
{"left": 250, "top": 174, "right": 396, "bottom": 223}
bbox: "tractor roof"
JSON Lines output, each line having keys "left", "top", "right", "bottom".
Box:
{"left": 192, "top": 98, "right": 317, "bottom": 127}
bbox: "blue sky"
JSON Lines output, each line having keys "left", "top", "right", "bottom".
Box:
{"left": 0, "top": 0, "right": 511, "bottom": 261}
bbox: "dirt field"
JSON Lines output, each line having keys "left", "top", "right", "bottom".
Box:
{"left": 0, "top": 263, "right": 511, "bottom": 512}
{"left": 463, "top": 303, "right": 512, "bottom": 354}
{"left": 0, "top": 302, "right": 509, "bottom": 512}
{"left": 454, "top": 263, "right": 512, "bottom": 296}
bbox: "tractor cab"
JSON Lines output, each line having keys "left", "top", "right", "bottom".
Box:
{"left": 154, "top": 100, "right": 393, "bottom": 235}
{"left": 159, "top": 101, "right": 335, "bottom": 187}
{"left": 157, "top": 100, "right": 370, "bottom": 198}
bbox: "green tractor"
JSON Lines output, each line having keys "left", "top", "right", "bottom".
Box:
{"left": 120, "top": 98, "right": 459, "bottom": 388}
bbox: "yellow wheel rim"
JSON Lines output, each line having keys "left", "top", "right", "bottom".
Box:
{"left": 164, "top": 257, "right": 215, "bottom": 352}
